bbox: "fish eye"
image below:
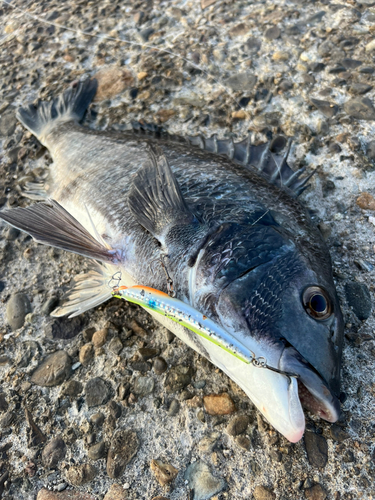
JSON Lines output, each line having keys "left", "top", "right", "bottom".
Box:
{"left": 302, "top": 286, "right": 332, "bottom": 320}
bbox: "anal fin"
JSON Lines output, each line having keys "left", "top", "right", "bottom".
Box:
{"left": 52, "top": 262, "right": 125, "bottom": 318}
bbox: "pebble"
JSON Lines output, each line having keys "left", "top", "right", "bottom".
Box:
{"left": 134, "top": 376, "right": 155, "bottom": 396}
{"left": 226, "top": 415, "right": 249, "bottom": 436}
{"left": 264, "top": 26, "right": 281, "bottom": 40}
{"left": 0, "top": 110, "right": 17, "bottom": 136}
{"left": 61, "top": 380, "right": 83, "bottom": 398}
{"left": 92, "top": 328, "right": 108, "bottom": 348}
{"left": 304, "top": 432, "right": 328, "bottom": 468}
{"left": 349, "top": 83, "right": 372, "bottom": 95}
{"left": 42, "top": 437, "right": 67, "bottom": 469}
{"left": 129, "top": 319, "right": 148, "bottom": 338}
{"left": 229, "top": 23, "right": 249, "bottom": 37}
{"left": 36, "top": 490, "right": 96, "bottom": 500}
{"left": 108, "top": 337, "right": 123, "bottom": 355}
{"left": 197, "top": 432, "right": 220, "bottom": 453}
{"left": 341, "top": 58, "right": 362, "bottom": 70}
{"left": 345, "top": 282, "right": 372, "bottom": 320}
{"left": 366, "top": 140, "right": 375, "bottom": 160}
{"left": 79, "top": 344, "right": 94, "bottom": 366}
{"left": 90, "top": 412, "right": 105, "bottom": 427}
{"left": 0, "top": 393, "right": 8, "bottom": 412}
{"left": 85, "top": 377, "right": 111, "bottom": 407}
{"left": 164, "top": 365, "right": 194, "bottom": 393}
{"left": 330, "top": 424, "right": 350, "bottom": 442}
{"left": 365, "top": 39, "right": 375, "bottom": 52}
{"left": 94, "top": 67, "right": 135, "bottom": 101}
{"left": 343, "top": 97, "right": 375, "bottom": 120}
{"left": 31, "top": 351, "right": 71, "bottom": 387}
{"left": 310, "top": 99, "right": 338, "bottom": 118}
{"left": 235, "top": 435, "right": 251, "bottom": 450}
{"left": 153, "top": 356, "right": 168, "bottom": 374}
{"left": 150, "top": 459, "right": 178, "bottom": 486}
{"left": 138, "top": 347, "right": 159, "bottom": 360}
{"left": 225, "top": 73, "right": 257, "bottom": 91}
{"left": 88, "top": 441, "right": 105, "bottom": 460}
{"left": 66, "top": 463, "right": 97, "bottom": 486}
{"left": 140, "top": 28, "right": 154, "bottom": 42}
{"left": 201, "top": 0, "right": 217, "bottom": 9}
{"left": 184, "top": 460, "right": 225, "bottom": 500}
{"left": 103, "top": 484, "right": 127, "bottom": 500}
{"left": 168, "top": 399, "right": 180, "bottom": 416}
{"left": 356, "top": 192, "right": 375, "bottom": 210}
{"left": 253, "top": 485, "right": 276, "bottom": 500}
{"left": 203, "top": 393, "right": 236, "bottom": 415}
{"left": 6, "top": 293, "right": 31, "bottom": 330}
{"left": 245, "top": 37, "right": 261, "bottom": 52}
{"left": 305, "top": 484, "right": 327, "bottom": 500}
{"left": 107, "top": 430, "right": 139, "bottom": 478}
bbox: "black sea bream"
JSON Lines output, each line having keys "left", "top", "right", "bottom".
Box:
{"left": 0, "top": 79, "right": 344, "bottom": 442}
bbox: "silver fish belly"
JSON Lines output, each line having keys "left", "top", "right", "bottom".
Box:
{"left": 0, "top": 79, "right": 344, "bottom": 442}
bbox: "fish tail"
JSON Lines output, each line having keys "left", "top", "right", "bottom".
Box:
{"left": 16, "top": 78, "right": 97, "bottom": 142}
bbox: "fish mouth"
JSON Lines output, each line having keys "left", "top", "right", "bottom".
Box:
{"left": 280, "top": 345, "right": 341, "bottom": 425}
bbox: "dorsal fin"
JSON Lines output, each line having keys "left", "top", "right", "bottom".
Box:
{"left": 131, "top": 122, "right": 313, "bottom": 197}
{"left": 128, "top": 144, "right": 199, "bottom": 248}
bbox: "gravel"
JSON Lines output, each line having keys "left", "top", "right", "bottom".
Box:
{"left": 1, "top": 0, "right": 375, "bottom": 499}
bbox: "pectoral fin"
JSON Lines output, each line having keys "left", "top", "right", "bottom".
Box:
{"left": 0, "top": 199, "right": 116, "bottom": 262}
{"left": 128, "top": 144, "right": 200, "bottom": 248}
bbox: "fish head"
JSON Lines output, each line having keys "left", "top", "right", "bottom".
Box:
{"left": 191, "top": 222, "right": 343, "bottom": 441}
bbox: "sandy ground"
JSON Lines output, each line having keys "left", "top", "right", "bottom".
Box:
{"left": 0, "top": 0, "right": 375, "bottom": 499}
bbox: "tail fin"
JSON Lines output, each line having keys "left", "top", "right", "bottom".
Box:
{"left": 16, "top": 79, "right": 98, "bottom": 142}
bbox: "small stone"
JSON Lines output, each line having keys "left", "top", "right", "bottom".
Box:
{"left": 344, "top": 97, "right": 375, "bottom": 120}
{"left": 42, "top": 437, "right": 66, "bottom": 468}
{"left": 366, "top": 140, "right": 375, "bottom": 160}
{"left": 137, "top": 71, "right": 148, "bottom": 80}
{"left": 264, "top": 26, "right": 281, "bottom": 40}
{"left": 94, "top": 67, "right": 135, "bottom": 101}
{"left": 61, "top": 380, "right": 83, "bottom": 398}
{"left": 6, "top": 293, "right": 31, "bottom": 330}
{"left": 341, "top": 59, "right": 362, "bottom": 70}
{"left": 104, "top": 484, "right": 127, "bottom": 500}
{"left": 330, "top": 424, "right": 350, "bottom": 442}
{"left": 31, "top": 351, "right": 71, "bottom": 387}
{"left": 201, "top": 0, "right": 217, "bottom": 8}
{"left": 79, "top": 344, "right": 94, "bottom": 366}
{"left": 26, "top": 408, "right": 47, "bottom": 446}
{"left": 153, "top": 356, "right": 168, "bottom": 375}
{"left": 203, "top": 393, "right": 236, "bottom": 415}
{"left": 0, "top": 393, "right": 8, "bottom": 412}
{"left": 0, "top": 110, "right": 17, "bottom": 137}
{"left": 150, "top": 459, "right": 178, "bottom": 486}
{"left": 88, "top": 441, "right": 105, "bottom": 460}
{"left": 225, "top": 73, "right": 257, "bottom": 91}
{"left": 365, "top": 39, "right": 375, "bottom": 52}
{"left": 229, "top": 23, "right": 249, "bottom": 36}
{"left": 108, "top": 337, "right": 123, "bottom": 355}
{"left": 226, "top": 415, "right": 249, "bottom": 436}
{"left": 272, "top": 51, "right": 289, "bottom": 62}
{"left": 155, "top": 109, "right": 176, "bottom": 123}
{"left": 231, "top": 110, "right": 247, "bottom": 120}
{"left": 108, "top": 400, "right": 122, "bottom": 419}
{"left": 66, "top": 463, "right": 97, "bottom": 486}
{"left": 310, "top": 99, "right": 338, "bottom": 118}
{"left": 85, "top": 377, "right": 110, "bottom": 407}
{"left": 185, "top": 460, "right": 225, "bottom": 500}
{"left": 345, "top": 282, "right": 372, "bottom": 320}
{"left": 140, "top": 28, "right": 154, "bottom": 42}
{"left": 245, "top": 37, "right": 261, "bottom": 53}
{"left": 134, "top": 376, "right": 154, "bottom": 396}
{"left": 168, "top": 399, "right": 180, "bottom": 415}
{"left": 36, "top": 489, "right": 96, "bottom": 500}
{"left": 164, "top": 365, "right": 194, "bottom": 393}
{"left": 349, "top": 83, "right": 372, "bottom": 95}
{"left": 129, "top": 319, "right": 148, "bottom": 338}
{"left": 197, "top": 432, "right": 220, "bottom": 453}
{"left": 130, "top": 360, "right": 151, "bottom": 372}
{"left": 92, "top": 328, "right": 108, "bottom": 348}
{"left": 107, "top": 430, "right": 139, "bottom": 478}
{"left": 305, "top": 484, "right": 327, "bottom": 500}
{"left": 235, "top": 435, "right": 251, "bottom": 450}
{"left": 138, "top": 347, "right": 159, "bottom": 360}
{"left": 91, "top": 412, "right": 105, "bottom": 427}
{"left": 356, "top": 192, "right": 375, "bottom": 210}
{"left": 304, "top": 432, "right": 328, "bottom": 468}
{"left": 253, "top": 485, "right": 276, "bottom": 500}
{"left": 0, "top": 411, "right": 15, "bottom": 428}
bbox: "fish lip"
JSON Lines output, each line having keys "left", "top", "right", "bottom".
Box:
{"left": 279, "top": 345, "right": 341, "bottom": 424}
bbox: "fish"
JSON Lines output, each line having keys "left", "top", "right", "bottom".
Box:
{"left": 0, "top": 78, "right": 344, "bottom": 443}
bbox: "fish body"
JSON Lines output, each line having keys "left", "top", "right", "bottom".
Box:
{"left": 0, "top": 79, "right": 344, "bottom": 442}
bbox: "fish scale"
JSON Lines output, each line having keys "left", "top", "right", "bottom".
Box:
{"left": 0, "top": 78, "right": 344, "bottom": 443}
